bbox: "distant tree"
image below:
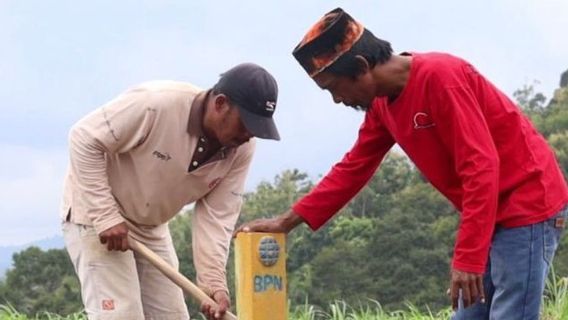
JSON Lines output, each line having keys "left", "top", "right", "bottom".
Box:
{"left": 349, "top": 152, "right": 416, "bottom": 218}
{"left": 548, "top": 132, "right": 568, "bottom": 177}
{"left": 514, "top": 82, "right": 547, "bottom": 114}
{"left": 0, "top": 247, "right": 82, "bottom": 316}
{"left": 307, "top": 240, "right": 375, "bottom": 306}
{"left": 364, "top": 182, "right": 457, "bottom": 311}
{"left": 240, "top": 169, "right": 313, "bottom": 221}
{"left": 560, "top": 70, "right": 568, "bottom": 88}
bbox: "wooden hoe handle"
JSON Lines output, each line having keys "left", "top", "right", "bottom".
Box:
{"left": 129, "top": 237, "right": 238, "bottom": 320}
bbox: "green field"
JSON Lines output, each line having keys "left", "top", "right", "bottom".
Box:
{"left": 1, "top": 275, "right": 567, "bottom": 320}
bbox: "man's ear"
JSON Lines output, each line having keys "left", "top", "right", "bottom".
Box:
{"left": 354, "top": 55, "right": 371, "bottom": 78}
{"left": 213, "top": 94, "right": 230, "bottom": 112}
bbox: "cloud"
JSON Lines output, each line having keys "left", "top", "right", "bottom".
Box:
{"left": 0, "top": 145, "right": 68, "bottom": 245}
{"left": 522, "top": 0, "right": 568, "bottom": 54}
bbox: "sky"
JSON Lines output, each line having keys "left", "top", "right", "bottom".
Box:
{"left": 1, "top": 0, "right": 567, "bottom": 246}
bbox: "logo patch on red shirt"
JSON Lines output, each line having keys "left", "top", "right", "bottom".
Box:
{"left": 102, "top": 299, "right": 115, "bottom": 310}
{"left": 413, "top": 112, "right": 435, "bottom": 129}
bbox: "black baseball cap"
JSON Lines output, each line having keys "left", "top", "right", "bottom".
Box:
{"left": 213, "top": 63, "right": 280, "bottom": 141}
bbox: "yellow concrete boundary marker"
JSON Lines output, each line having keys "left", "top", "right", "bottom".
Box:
{"left": 235, "top": 233, "right": 288, "bottom": 319}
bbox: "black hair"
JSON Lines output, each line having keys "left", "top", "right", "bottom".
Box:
{"left": 325, "top": 29, "right": 393, "bottom": 78}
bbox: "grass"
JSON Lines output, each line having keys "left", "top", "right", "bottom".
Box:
{"left": 0, "top": 304, "right": 86, "bottom": 320}
{"left": 289, "top": 300, "right": 454, "bottom": 320}
{"left": 2, "top": 276, "right": 567, "bottom": 320}
{"left": 541, "top": 276, "right": 568, "bottom": 320}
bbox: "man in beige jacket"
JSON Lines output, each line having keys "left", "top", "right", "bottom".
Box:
{"left": 61, "top": 63, "right": 280, "bottom": 320}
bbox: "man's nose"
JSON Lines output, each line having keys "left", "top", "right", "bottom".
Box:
{"left": 332, "top": 93, "right": 343, "bottom": 104}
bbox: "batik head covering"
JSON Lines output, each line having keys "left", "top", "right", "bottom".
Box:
{"left": 292, "top": 8, "right": 365, "bottom": 77}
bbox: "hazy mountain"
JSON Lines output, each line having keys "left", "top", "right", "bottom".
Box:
{"left": 0, "top": 236, "right": 64, "bottom": 278}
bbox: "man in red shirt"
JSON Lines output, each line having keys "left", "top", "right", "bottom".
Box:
{"left": 235, "top": 7, "right": 568, "bottom": 319}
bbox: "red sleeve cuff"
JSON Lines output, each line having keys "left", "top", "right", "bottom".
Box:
{"left": 452, "top": 260, "right": 486, "bottom": 274}
{"left": 292, "top": 202, "right": 325, "bottom": 231}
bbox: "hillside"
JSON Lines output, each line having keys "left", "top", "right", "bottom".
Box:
{"left": 0, "top": 236, "right": 64, "bottom": 278}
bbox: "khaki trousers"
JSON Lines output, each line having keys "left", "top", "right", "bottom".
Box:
{"left": 63, "top": 222, "right": 190, "bottom": 320}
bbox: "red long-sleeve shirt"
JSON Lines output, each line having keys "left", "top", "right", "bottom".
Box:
{"left": 293, "top": 52, "right": 568, "bottom": 273}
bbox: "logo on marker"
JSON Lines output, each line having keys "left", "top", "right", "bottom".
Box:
{"left": 258, "top": 236, "right": 280, "bottom": 267}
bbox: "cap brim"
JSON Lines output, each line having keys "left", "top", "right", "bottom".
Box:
{"left": 237, "top": 106, "right": 280, "bottom": 141}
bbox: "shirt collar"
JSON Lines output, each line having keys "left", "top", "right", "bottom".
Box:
{"left": 187, "top": 89, "right": 208, "bottom": 137}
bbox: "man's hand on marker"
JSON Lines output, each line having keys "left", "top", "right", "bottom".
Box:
{"left": 232, "top": 209, "right": 304, "bottom": 237}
